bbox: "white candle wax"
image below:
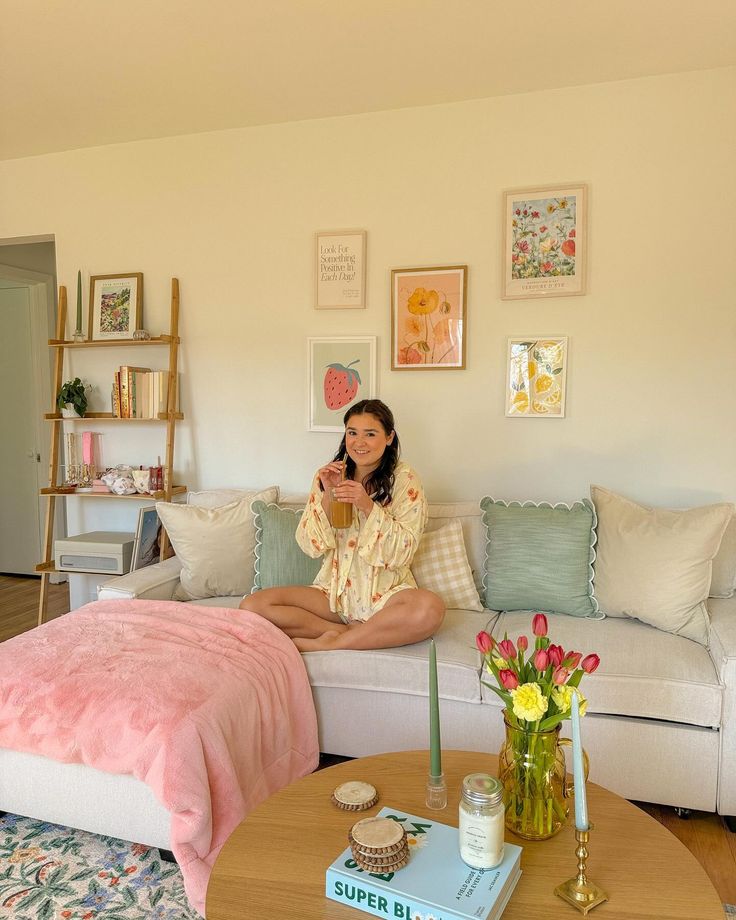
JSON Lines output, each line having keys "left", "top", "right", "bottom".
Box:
{"left": 571, "top": 689, "right": 589, "bottom": 831}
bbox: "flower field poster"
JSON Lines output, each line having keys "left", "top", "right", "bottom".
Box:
{"left": 307, "top": 336, "right": 377, "bottom": 431}
{"left": 391, "top": 265, "right": 467, "bottom": 370}
{"left": 502, "top": 184, "right": 587, "bottom": 300}
{"left": 88, "top": 272, "right": 143, "bottom": 340}
{"left": 506, "top": 336, "right": 568, "bottom": 418}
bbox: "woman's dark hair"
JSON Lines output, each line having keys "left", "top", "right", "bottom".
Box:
{"left": 332, "top": 399, "right": 400, "bottom": 505}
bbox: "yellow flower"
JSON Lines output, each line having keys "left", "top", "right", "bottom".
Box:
{"left": 539, "top": 237, "right": 554, "bottom": 254}
{"left": 558, "top": 198, "right": 568, "bottom": 209}
{"left": 552, "top": 686, "right": 587, "bottom": 716}
{"left": 511, "top": 390, "right": 529, "bottom": 413}
{"left": 405, "top": 316, "right": 422, "bottom": 336}
{"left": 492, "top": 657, "right": 508, "bottom": 670}
{"left": 510, "top": 682, "right": 549, "bottom": 722}
{"left": 535, "top": 374, "right": 553, "bottom": 394}
{"left": 407, "top": 287, "right": 439, "bottom": 315}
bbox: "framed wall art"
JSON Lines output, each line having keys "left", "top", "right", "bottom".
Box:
{"left": 315, "top": 229, "right": 366, "bottom": 309}
{"left": 505, "top": 336, "right": 568, "bottom": 418}
{"left": 131, "top": 506, "right": 174, "bottom": 570}
{"left": 308, "top": 336, "right": 376, "bottom": 432}
{"left": 391, "top": 265, "right": 467, "bottom": 370}
{"left": 502, "top": 184, "right": 587, "bottom": 300}
{"left": 88, "top": 272, "right": 143, "bottom": 340}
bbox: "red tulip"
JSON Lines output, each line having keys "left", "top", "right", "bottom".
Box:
{"left": 533, "top": 649, "right": 549, "bottom": 670}
{"left": 564, "top": 651, "right": 582, "bottom": 669}
{"left": 499, "top": 669, "right": 519, "bottom": 690}
{"left": 552, "top": 666, "right": 570, "bottom": 685}
{"left": 476, "top": 631, "right": 494, "bottom": 655}
{"left": 581, "top": 653, "right": 601, "bottom": 674}
{"left": 517, "top": 635, "right": 529, "bottom": 652}
{"left": 548, "top": 644, "right": 564, "bottom": 667}
{"left": 498, "top": 639, "right": 517, "bottom": 661}
{"left": 532, "top": 613, "right": 548, "bottom": 637}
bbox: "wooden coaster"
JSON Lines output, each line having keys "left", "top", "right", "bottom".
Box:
{"left": 350, "top": 839, "right": 407, "bottom": 859}
{"left": 331, "top": 781, "right": 378, "bottom": 811}
{"left": 349, "top": 817, "right": 405, "bottom": 852}
{"left": 351, "top": 844, "right": 409, "bottom": 866}
{"left": 353, "top": 851, "right": 410, "bottom": 873}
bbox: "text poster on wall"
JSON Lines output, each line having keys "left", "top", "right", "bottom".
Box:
{"left": 315, "top": 230, "right": 367, "bottom": 309}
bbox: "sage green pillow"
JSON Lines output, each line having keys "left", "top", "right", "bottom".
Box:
{"left": 480, "top": 497, "right": 601, "bottom": 618}
{"left": 251, "top": 501, "right": 322, "bottom": 591}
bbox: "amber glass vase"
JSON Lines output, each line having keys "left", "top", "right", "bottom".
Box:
{"left": 498, "top": 713, "right": 585, "bottom": 841}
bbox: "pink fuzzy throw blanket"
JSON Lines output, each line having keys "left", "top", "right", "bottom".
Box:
{"left": 0, "top": 599, "right": 319, "bottom": 914}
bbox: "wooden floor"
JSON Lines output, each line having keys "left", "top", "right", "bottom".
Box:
{"left": 2, "top": 575, "right": 735, "bottom": 905}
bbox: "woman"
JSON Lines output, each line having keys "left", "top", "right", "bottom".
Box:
{"left": 239, "top": 399, "right": 445, "bottom": 651}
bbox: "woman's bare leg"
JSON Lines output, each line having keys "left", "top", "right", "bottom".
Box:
{"left": 293, "top": 589, "right": 445, "bottom": 652}
{"left": 239, "top": 586, "right": 348, "bottom": 639}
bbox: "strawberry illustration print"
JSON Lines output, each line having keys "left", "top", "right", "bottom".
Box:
{"left": 323, "top": 359, "right": 361, "bottom": 410}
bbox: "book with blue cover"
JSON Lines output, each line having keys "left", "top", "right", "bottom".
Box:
{"left": 326, "top": 807, "right": 522, "bottom": 920}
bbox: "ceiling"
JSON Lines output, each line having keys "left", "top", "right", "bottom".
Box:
{"left": 2, "top": 0, "right": 735, "bottom": 161}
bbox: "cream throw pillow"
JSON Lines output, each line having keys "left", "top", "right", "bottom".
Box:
{"left": 411, "top": 519, "right": 484, "bottom": 611}
{"left": 710, "top": 514, "right": 736, "bottom": 598}
{"left": 591, "top": 485, "right": 733, "bottom": 645}
{"left": 157, "top": 486, "right": 279, "bottom": 601}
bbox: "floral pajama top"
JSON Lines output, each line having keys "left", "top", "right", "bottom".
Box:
{"left": 295, "top": 461, "right": 429, "bottom": 623}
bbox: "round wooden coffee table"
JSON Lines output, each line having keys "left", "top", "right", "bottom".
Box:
{"left": 206, "top": 750, "right": 723, "bottom": 919}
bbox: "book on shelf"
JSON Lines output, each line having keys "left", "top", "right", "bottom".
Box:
{"left": 119, "top": 365, "right": 150, "bottom": 418}
{"left": 112, "top": 368, "right": 175, "bottom": 418}
{"left": 325, "top": 807, "right": 522, "bottom": 920}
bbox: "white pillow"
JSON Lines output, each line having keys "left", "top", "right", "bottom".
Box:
{"left": 591, "top": 485, "right": 733, "bottom": 645}
{"left": 156, "top": 485, "right": 279, "bottom": 600}
{"left": 710, "top": 514, "right": 736, "bottom": 598}
{"left": 411, "top": 519, "right": 484, "bottom": 612}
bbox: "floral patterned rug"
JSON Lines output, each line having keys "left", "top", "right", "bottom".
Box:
{"left": 0, "top": 812, "right": 198, "bottom": 919}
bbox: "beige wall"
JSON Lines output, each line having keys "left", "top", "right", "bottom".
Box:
{"left": 1, "top": 66, "right": 734, "bottom": 526}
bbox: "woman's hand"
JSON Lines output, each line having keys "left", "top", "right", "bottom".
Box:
{"left": 332, "top": 479, "right": 374, "bottom": 516}
{"left": 317, "top": 461, "right": 345, "bottom": 492}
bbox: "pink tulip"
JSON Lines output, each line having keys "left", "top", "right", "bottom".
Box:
{"left": 498, "top": 639, "right": 517, "bottom": 661}
{"left": 548, "top": 644, "right": 564, "bottom": 667}
{"left": 581, "top": 653, "right": 601, "bottom": 674}
{"left": 564, "top": 651, "right": 582, "bottom": 669}
{"left": 499, "top": 669, "right": 519, "bottom": 690}
{"left": 517, "top": 635, "right": 529, "bottom": 652}
{"left": 552, "top": 666, "right": 570, "bottom": 685}
{"left": 532, "top": 613, "right": 548, "bottom": 637}
{"left": 476, "top": 631, "right": 494, "bottom": 655}
{"left": 533, "top": 648, "right": 549, "bottom": 670}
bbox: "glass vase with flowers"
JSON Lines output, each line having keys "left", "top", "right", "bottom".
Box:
{"left": 476, "top": 614, "right": 601, "bottom": 841}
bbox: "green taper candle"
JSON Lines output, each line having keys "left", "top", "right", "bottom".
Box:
{"left": 76, "top": 270, "right": 82, "bottom": 333}
{"left": 429, "top": 638, "right": 441, "bottom": 775}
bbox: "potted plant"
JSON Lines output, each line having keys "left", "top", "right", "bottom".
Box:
{"left": 57, "top": 377, "right": 89, "bottom": 417}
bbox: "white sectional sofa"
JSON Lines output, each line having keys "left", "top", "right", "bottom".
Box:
{"left": 96, "top": 491, "right": 736, "bottom": 831}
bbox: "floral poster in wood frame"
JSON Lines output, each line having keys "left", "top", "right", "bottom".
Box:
{"left": 308, "top": 336, "right": 377, "bottom": 431}
{"left": 88, "top": 272, "right": 143, "bottom": 340}
{"left": 391, "top": 265, "right": 467, "bottom": 370}
{"left": 502, "top": 184, "right": 587, "bottom": 300}
{"left": 314, "top": 230, "right": 366, "bottom": 309}
{"left": 505, "top": 336, "right": 568, "bottom": 418}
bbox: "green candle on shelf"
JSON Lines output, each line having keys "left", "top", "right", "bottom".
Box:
{"left": 76, "top": 270, "right": 82, "bottom": 333}
{"left": 429, "top": 638, "right": 441, "bottom": 776}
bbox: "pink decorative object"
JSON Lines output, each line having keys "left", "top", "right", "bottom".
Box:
{"left": 82, "top": 431, "right": 93, "bottom": 467}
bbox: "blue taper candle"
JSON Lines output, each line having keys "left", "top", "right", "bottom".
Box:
{"left": 571, "top": 689, "right": 589, "bottom": 831}
{"left": 429, "top": 638, "right": 441, "bottom": 776}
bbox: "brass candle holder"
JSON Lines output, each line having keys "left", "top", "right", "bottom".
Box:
{"left": 554, "top": 827, "right": 608, "bottom": 915}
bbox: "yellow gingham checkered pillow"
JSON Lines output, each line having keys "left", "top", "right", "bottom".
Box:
{"left": 411, "top": 519, "right": 484, "bottom": 611}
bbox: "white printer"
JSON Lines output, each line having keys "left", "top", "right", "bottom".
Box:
{"left": 55, "top": 531, "right": 135, "bottom": 575}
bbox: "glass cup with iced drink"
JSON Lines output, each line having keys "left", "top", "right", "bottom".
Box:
{"left": 330, "top": 488, "right": 353, "bottom": 529}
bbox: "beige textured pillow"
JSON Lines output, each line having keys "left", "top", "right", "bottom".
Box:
{"left": 411, "top": 519, "right": 484, "bottom": 612}
{"left": 591, "top": 485, "right": 733, "bottom": 645}
{"left": 710, "top": 514, "right": 736, "bottom": 598}
{"left": 157, "top": 486, "right": 279, "bottom": 600}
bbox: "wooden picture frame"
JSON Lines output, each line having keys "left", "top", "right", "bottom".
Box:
{"left": 502, "top": 184, "right": 587, "bottom": 300}
{"left": 131, "top": 506, "right": 174, "bottom": 570}
{"left": 308, "top": 336, "right": 377, "bottom": 432}
{"left": 505, "top": 336, "right": 568, "bottom": 418}
{"left": 315, "top": 230, "right": 366, "bottom": 309}
{"left": 391, "top": 265, "right": 467, "bottom": 370}
{"left": 88, "top": 272, "right": 143, "bottom": 340}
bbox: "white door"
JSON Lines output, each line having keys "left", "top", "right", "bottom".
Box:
{"left": 0, "top": 286, "right": 43, "bottom": 574}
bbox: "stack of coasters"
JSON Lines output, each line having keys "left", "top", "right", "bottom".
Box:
{"left": 348, "top": 817, "right": 409, "bottom": 872}
{"left": 331, "top": 781, "right": 378, "bottom": 811}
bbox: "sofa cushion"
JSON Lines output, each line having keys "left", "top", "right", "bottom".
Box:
{"left": 411, "top": 519, "right": 484, "bottom": 612}
{"left": 187, "top": 486, "right": 279, "bottom": 509}
{"left": 591, "top": 485, "right": 733, "bottom": 646}
{"left": 483, "top": 611, "right": 722, "bottom": 728}
{"left": 480, "top": 497, "right": 600, "bottom": 618}
{"left": 302, "top": 609, "right": 496, "bottom": 704}
{"left": 156, "top": 486, "right": 279, "bottom": 600}
{"left": 425, "top": 502, "right": 486, "bottom": 592}
{"left": 251, "top": 501, "right": 322, "bottom": 591}
{"left": 711, "top": 514, "right": 736, "bottom": 598}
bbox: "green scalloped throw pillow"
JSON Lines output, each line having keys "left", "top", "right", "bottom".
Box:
{"left": 480, "top": 497, "right": 601, "bottom": 618}
{"left": 251, "top": 501, "right": 322, "bottom": 592}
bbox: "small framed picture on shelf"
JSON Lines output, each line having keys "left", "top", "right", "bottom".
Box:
{"left": 89, "top": 272, "right": 143, "bottom": 340}
{"left": 315, "top": 230, "right": 366, "bottom": 309}
{"left": 131, "top": 506, "right": 174, "bottom": 571}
